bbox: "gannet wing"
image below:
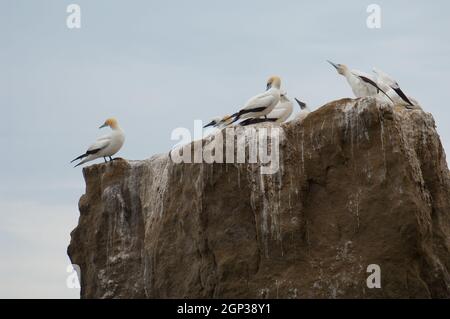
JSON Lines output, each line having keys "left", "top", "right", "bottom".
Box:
{"left": 86, "top": 138, "right": 110, "bottom": 154}
{"left": 351, "top": 70, "right": 394, "bottom": 103}
{"left": 266, "top": 108, "right": 285, "bottom": 119}
{"left": 373, "top": 68, "right": 414, "bottom": 106}
{"left": 71, "top": 137, "right": 110, "bottom": 163}
{"left": 239, "top": 118, "right": 277, "bottom": 126}
{"left": 373, "top": 67, "right": 399, "bottom": 87}
{"left": 239, "top": 94, "right": 277, "bottom": 115}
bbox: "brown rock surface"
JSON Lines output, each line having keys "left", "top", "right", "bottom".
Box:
{"left": 68, "top": 97, "right": 450, "bottom": 298}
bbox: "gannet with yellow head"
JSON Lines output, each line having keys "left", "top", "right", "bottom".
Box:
{"left": 71, "top": 117, "right": 125, "bottom": 167}
{"left": 239, "top": 91, "right": 294, "bottom": 126}
{"left": 231, "top": 75, "right": 282, "bottom": 123}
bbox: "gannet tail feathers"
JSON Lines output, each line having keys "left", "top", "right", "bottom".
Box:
{"left": 73, "top": 161, "right": 84, "bottom": 168}
{"left": 73, "top": 156, "right": 88, "bottom": 167}
{"left": 73, "top": 155, "right": 96, "bottom": 168}
{"left": 71, "top": 153, "right": 88, "bottom": 163}
{"left": 71, "top": 147, "right": 102, "bottom": 163}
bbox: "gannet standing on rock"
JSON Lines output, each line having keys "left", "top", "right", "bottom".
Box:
{"left": 327, "top": 60, "right": 393, "bottom": 103}
{"left": 203, "top": 115, "right": 233, "bottom": 129}
{"left": 231, "top": 76, "right": 282, "bottom": 124}
{"left": 71, "top": 118, "right": 125, "bottom": 167}
{"left": 293, "top": 98, "right": 310, "bottom": 123}
{"left": 372, "top": 67, "right": 416, "bottom": 108}
{"left": 239, "top": 92, "right": 293, "bottom": 126}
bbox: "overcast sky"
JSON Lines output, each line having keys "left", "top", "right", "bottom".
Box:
{"left": 1, "top": 0, "right": 449, "bottom": 298}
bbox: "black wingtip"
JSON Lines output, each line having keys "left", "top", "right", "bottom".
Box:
{"left": 239, "top": 119, "right": 252, "bottom": 126}
{"left": 393, "top": 88, "right": 414, "bottom": 106}
{"left": 203, "top": 121, "right": 215, "bottom": 128}
{"left": 230, "top": 114, "right": 241, "bottom": 124}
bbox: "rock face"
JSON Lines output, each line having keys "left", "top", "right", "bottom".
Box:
{"left": 68, "top": 98, "right": 450, "bottom": 299}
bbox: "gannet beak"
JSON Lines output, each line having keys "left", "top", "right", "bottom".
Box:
{"left": 203, "top": 121, "right": 215, "bottom": 128}
{"left": 266, "top": 83, "right": 272, "bottom": 91}
{"left": 295, "top": 98, "right": 307, "bottom": 110}
{"left": 327, "top": 60, "right": 339, "bottom": 70}
{"left": 99, "top": 123, "right": 107, "bottom": 129}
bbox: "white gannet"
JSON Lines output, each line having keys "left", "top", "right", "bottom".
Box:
{"left": 293, "top": 98, "right": 310, "bottom": 123}
{"left": 327, "top": 60, "right": 393, "bottom": 103}
{"left": 239, "top": 92, "right": 293, "bottom": 126}
{"left": 203, "top": 115, "right": 234, "bottom": 129}
{"left": 71, "top": 118, "right": 125, "bottom": 167}
{"left": 231, "top": 76, "right": 282, "bottom": 123}
{"left": 372, "top": 67, "right": 415, "bottom": 108}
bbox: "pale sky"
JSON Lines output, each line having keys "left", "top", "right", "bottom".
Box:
{"left": 1, "top": 0, "right": 449, "bottom": 298}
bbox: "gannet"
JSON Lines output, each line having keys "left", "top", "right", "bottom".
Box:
{"left": 239, "top": 92, "right": 293, "bottom": 126}
{"left": 327, "top": 60, "right": 393, "bottom": 103}
{"left": 71, "top": 118, "right": 125, "bottom": 167}
{"left": 203, "top": 115, "right": 233, "bottom": 129}
{"left": 372, "top": 67, "right": 415, "bottom": 107}
{"left": 231, "top": 76, "right": 282, "bottom": 124}
{"left": 293, "top": 98, "right": 310, "bottom": 123}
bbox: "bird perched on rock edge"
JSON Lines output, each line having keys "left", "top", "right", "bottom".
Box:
{"left": 71, "top": 118, "right": 125, "bottom": 167}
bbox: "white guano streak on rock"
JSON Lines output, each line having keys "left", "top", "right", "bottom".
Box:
{"left": 241, "top": 126, "right": 287, "bottom": 259}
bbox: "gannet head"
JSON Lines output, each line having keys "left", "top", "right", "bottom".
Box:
{"left": 220, "top": 115, "right": 234, "bottom": 127}
{"left": 295, "top": 98, "right": 307, "bottom": 110}
{"left": 266, "top": 76, "right": 281, "bottom": 90}
{"left": 100, "top": 118, "right": 119, "bottom": 129}
{"left": 327, "top": 60, "right": 348, "bottom": 75}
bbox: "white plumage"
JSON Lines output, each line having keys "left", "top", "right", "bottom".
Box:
{"left": 372, "top": 67, "right": 415, "bottom": 107}
{"left": 239, "top": 93, "right": 293, "bottom": 126}
{"left": 293, "top": 98, "right": 310, "bottom": 123}
{"left": 269, "top": 94, "right": 294, "bottom": 123}
{"left": 231, "top": 76, "right": 282, "bottom": 123}
{"left": 327, "top": 60, "right": 393, "bottom": 103}
{"left": 71, "top": 118, "right": 125, "bottom": 167}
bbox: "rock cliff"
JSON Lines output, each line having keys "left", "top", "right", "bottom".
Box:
{"left": 68, "top": 97, "right": 450, "bottom": 298}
